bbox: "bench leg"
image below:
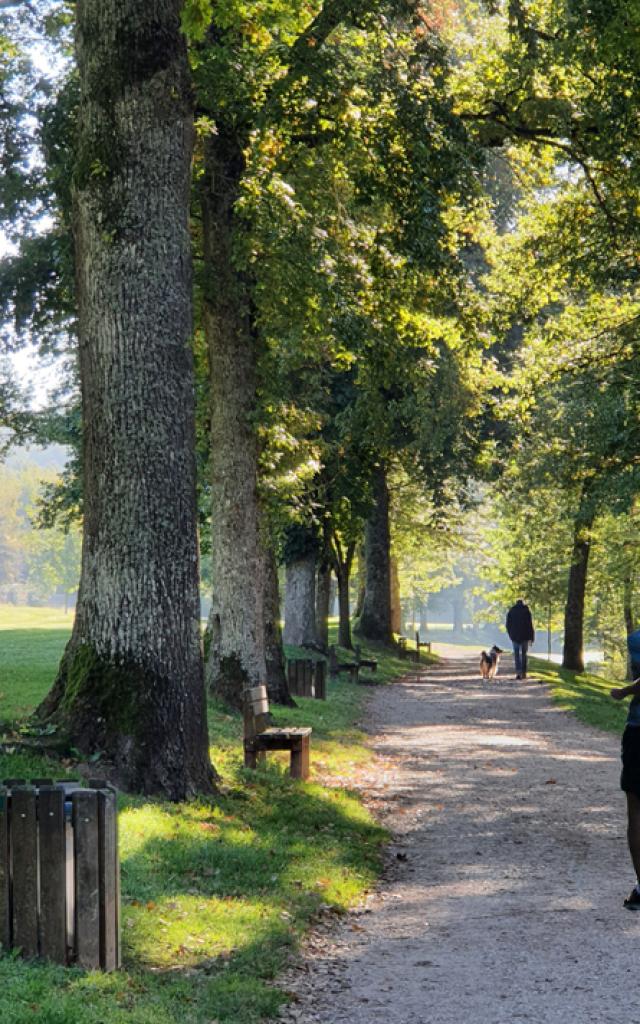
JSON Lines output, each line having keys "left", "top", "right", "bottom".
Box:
{"left": 245, "top": 744, "right": 266, "bottom": 770}
{"left": 290, "top": 737, "right": 310, "bottom": 780}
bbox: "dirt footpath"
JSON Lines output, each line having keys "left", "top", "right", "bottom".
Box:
{"left": 277, "top": 649, "right": 639, "bottom": 1024}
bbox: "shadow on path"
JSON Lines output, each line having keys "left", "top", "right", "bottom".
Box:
{"left": 276, "top": 652, "right": 635, "bottom": 1024}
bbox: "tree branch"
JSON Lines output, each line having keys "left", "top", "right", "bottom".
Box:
{"left": 258, "top": 0, "right": 370, "bottom": 127}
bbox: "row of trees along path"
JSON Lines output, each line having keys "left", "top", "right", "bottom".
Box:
{"left": 277, "top": 651, "right": 635, "bottom": 1024}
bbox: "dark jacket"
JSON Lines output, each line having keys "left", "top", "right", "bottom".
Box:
{"left": 506, "top": 601, "right": 535, "bottom": 644}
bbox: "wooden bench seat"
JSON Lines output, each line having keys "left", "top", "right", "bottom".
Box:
{"left": 243, "top": 686, "right": 312, "bottom": 779}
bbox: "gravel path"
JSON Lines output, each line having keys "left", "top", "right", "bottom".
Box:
{"left": 277, "top": 649, "right": 639, "bottom": 1024}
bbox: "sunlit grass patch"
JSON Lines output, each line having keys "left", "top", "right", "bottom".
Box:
{"left": 0, "top": 627, "right": 70, "bottom": 724}
{"left": 0, "top": 607, "right": 420, "bottom": 1021}
{"left": 530, "top": 657, "right": 627, "bottom": 733}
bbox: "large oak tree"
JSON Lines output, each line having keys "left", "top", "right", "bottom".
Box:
{"left": 37, "top": 0, "right": 216, "bottom": 798}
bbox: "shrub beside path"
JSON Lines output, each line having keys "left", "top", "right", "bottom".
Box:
{"left": 276, "top": 649, "right": 637, "bottom": 1024}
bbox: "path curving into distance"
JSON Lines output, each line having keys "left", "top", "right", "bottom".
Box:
{"left": 277, "top": 648, "right": 636, "bottom": 1024}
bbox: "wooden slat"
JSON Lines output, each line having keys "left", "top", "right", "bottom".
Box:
{"left": 97, "top": 789, "right": 119, "bottom": 970}
{"left": 315, "top": 661, "right": 327, "bottom": 700}
{"left": 11, "top": 787, "right": 38, "bottom": 957}
{"left": 73, "top": 790, "right": 100, "bottom": 969}
{"left": 30, "top": 778, "right": 53, "bottom": 788}
{"left": 251, "top": 698, "right": 270, "bottom": 715}
{"left": 0, "top": 787, "right": 11, "bottom": 951}
{"left": 38, "top": 786, "right": 67, "bottom": 964}
{"left": 304, "top": 660, "right": 314, "bottom": 697}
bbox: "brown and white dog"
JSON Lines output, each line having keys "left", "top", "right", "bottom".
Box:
{"left": 480, "top": 645, "right": 504, "bottom": 680}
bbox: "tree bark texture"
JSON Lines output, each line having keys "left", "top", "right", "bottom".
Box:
{"left": 262, "top": 541, "right": 293, "bottom": 705}
{"left": 201, "top": 130, "right": 267, "bottom": 707}
{"left": 354, "top": 543, "right": 365, "bottom": 619}
{"left": 315, "top": 561, "right": 331, "bottom": 653}
{"left": 39, "top": 0, "right": 215, "bottom": 799}
{"left": 624, "top": 569, "right": 635, "bottom": 680}
{"left": 357, "top": 465, "right": 393, "bottom": 646}
{"left": 390, "top": 557, "right": 401, "bottom": 635}
{"left": 336, "top": 566, "right": 353, "bottom": 649}
{"left": 283, "top": 554, "right": 317, "bottom": 648}
{"left": 562, "top": 513, "right": 594, "bottom": 673}
{"left": 329, "top": 533, "right": 355, "bottom": 650}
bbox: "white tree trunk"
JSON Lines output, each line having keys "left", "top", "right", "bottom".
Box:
{"left": 283, "top": 555, "right": 317, "bottom": 648}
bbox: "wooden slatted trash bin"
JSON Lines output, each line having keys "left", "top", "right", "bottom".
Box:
{"left": 0, "top": 779, "right": 120, "bottom": 970}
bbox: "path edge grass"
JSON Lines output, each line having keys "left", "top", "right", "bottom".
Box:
{"left": 530, "top": 656, "right": 628, "bottom": 734}
{"left": 0, "top": 613, "right": 438, "bottom": 1024}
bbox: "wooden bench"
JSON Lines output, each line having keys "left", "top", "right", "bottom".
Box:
{"left": 397, "top": 635, "right": 410, "bottom": 658}
{"left": 415, "top": 631, "right": 431, "bottom": 659}
{"left": 398, "top": 633, "right": 431, "bottom": 662}
{"left": 328, "top": 645, "right": 377, "bottom": 684}
{"left": 286, "top": 659, "right": 327, "bottom": 700}
{"left": 243, "top": 685, "right": 312, "bottom": 780}
{"left": 354, "top": 644, "right": 377, "bottom": 673}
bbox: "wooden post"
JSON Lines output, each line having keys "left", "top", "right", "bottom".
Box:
{"left": 11, "top": 786, "right": 38, "bottom": 958}
{"left": 38, "top": 786, "right": 67, "bottom": 964}
{"left": 73, "top": 790, "right": 100, "bottom": 969}
{"left": 304, "top": 660, "right": 314, "bottom": 697}
{"left": 97, "top": 788, "right": 119, "bottom": 970}
{"left": 290, "top": 737, "right": 310, "bottom": 780}
{"left": 0, "top": 787, "right": 10, "bottom": 952}
{"left": 314, "top": 661, "right": 327, "bottom": 700}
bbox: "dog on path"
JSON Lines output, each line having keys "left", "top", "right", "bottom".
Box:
{"left": 480, "top": 645, "right": 504, "bottom": 680}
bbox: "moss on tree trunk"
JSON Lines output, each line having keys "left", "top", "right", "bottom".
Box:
{"left": 38, "top": 0, "right": 215, "bottom": 799}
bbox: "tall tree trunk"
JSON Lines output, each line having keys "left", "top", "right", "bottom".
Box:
{"left": 547, "top": 605, "right": 552, "bottom": 659}
{"left": 420, "top": 601, "right": 429, "bottom": 633}
{"left": 336, "top": 566, "right": 353, "bottom": 649}
{"left": 329, "top": 535, "right": 355, "bottom": 651}
{"left": 562, "top": 508, "right": 594, "bottom": 673}
{"left": 283, "top": 553, "right": 317, "bottom": 647}
{"left": 316, "top": 560, "right": 331, "bottom": 653}
{"left": 624, "top": 568, "right": 635, "bottom": 680}
{"left": 201, "top": 130, "right": 267, "bottom": 708}
{"left": 262, "top": 541, "right": 293, "bottom": 705}
{"left": 390, "top": 556, "right": 401, "bottom": 635}
{"left": 452, "top": 590, "right": 464, "bottom": 634}
{"left": 354, "top": 542, "right": 365, "bottom": 620}
{"left": 38, "top": 0, "right": 215, "bottom": 799}
{"left": 357, "top": 465, "right": 393, "bottom": 646}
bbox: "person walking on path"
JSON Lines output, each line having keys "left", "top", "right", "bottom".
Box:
{"left": 506, "top": 598, "right": 535, "bottom": 679}
{"left": 611, "top": 627, "right": 640, "bottom": 909}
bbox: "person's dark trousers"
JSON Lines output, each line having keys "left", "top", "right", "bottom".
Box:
{"left": 513, "top": 641, "right": 529, "bottom": 677}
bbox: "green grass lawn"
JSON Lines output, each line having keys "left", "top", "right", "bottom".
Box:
{"left": 530, "top": 656, "right": 627, "bottom": 733}
{"left": 0, "top": 606, "right": 432, "bottom": 1024}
